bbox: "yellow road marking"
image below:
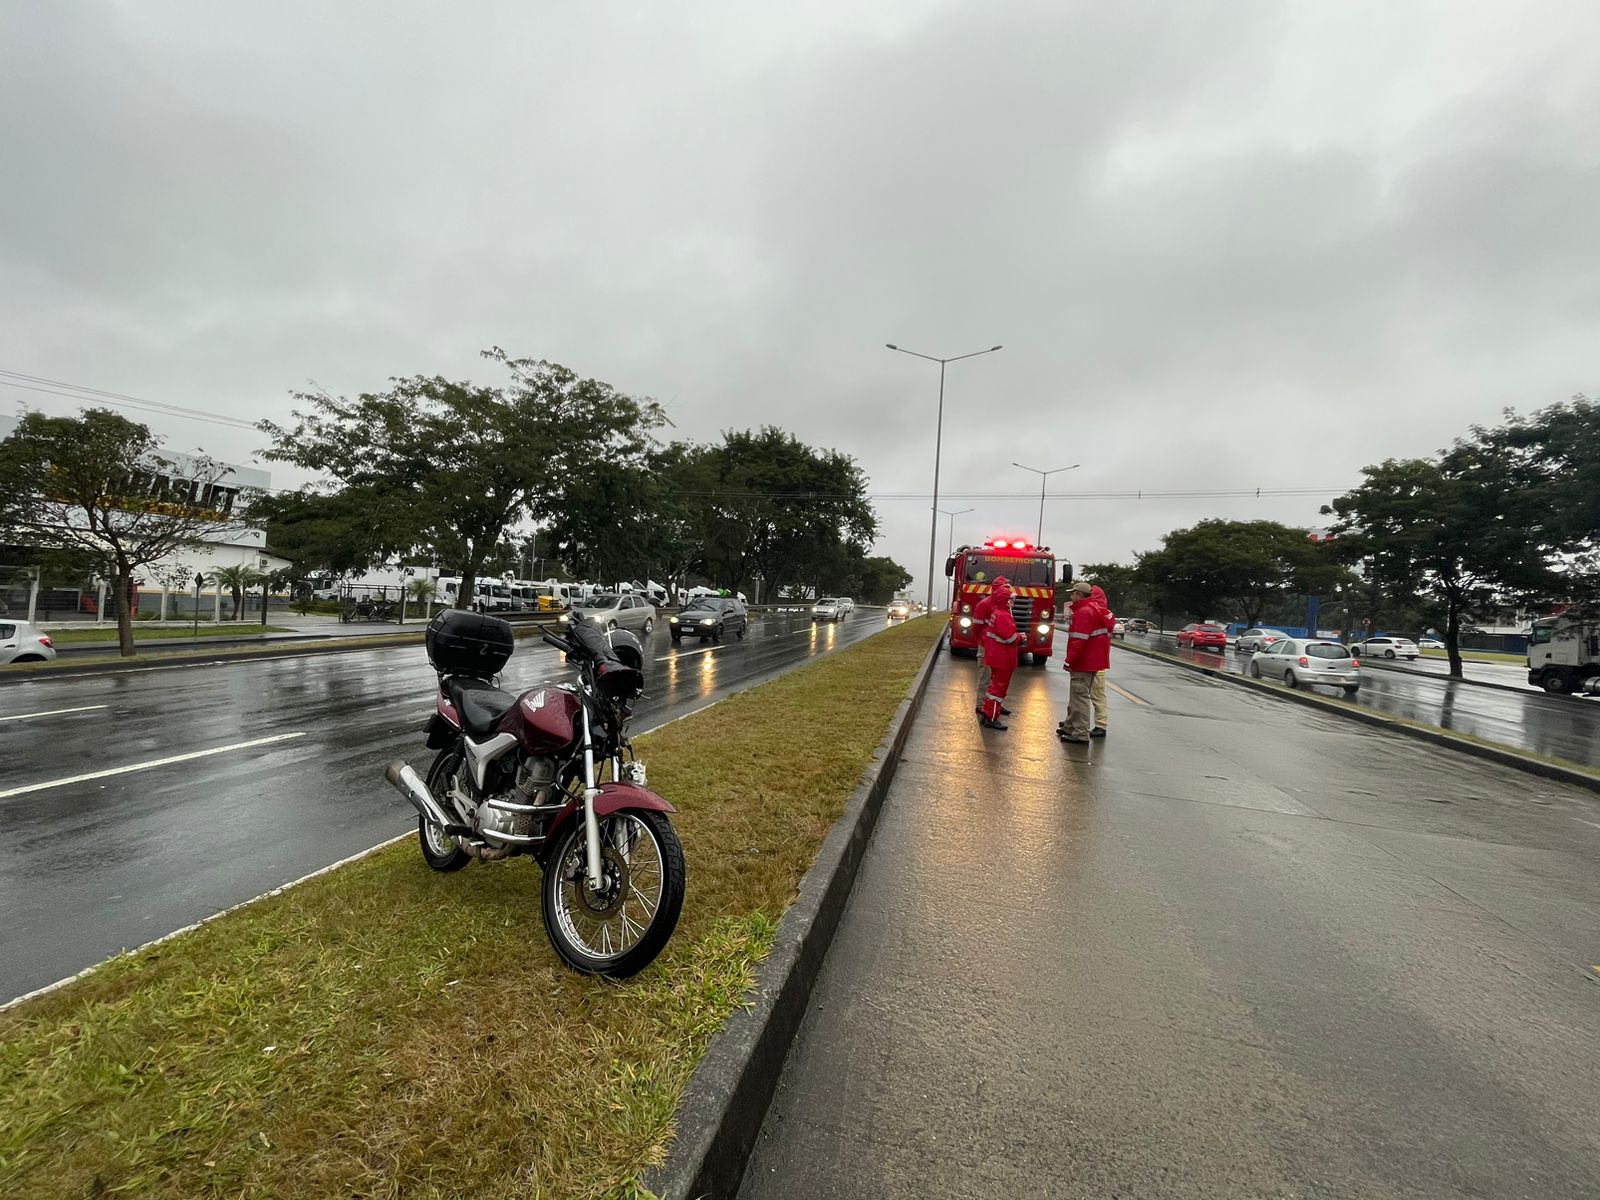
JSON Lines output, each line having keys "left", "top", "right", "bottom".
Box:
{"left": 1107, "top": 681, "right": 1149, "bottom": 707}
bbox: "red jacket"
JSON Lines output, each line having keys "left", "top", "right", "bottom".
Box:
{"left": 982, "top": 589, "right": 1022, "bottom": 669}
{"left": 971, "top": 593, "right": 995, "bottom": 632}
{"left": 1065, "top": 588, "right": 1111, "bottom": 672}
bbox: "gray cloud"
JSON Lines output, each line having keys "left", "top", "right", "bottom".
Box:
{"left": 3, "top": 0, "right": 1597, "bottom": 602}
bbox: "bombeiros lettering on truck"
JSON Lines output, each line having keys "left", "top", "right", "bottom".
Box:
{"left": 944, "top": 537, "right": 1067, "bottom": 665}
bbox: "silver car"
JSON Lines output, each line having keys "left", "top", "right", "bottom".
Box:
{"left": 563, "top": 592, "right": 655, "bottom": 636}
{"left": 0, "top": 620, "right": 58, "bottom": 665}
{"left": 1248, "top": 638, "right": 1359, "bottom": 693}
{"left": 811, "top": 597, "right": 847, "bottom": 622}
{"left": 1235, "top": 627, "right": 1291, "bottom": 654}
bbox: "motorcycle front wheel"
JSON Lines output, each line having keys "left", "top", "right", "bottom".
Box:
{"left": 542, "top": 809, "right": 685, "bottom": 978}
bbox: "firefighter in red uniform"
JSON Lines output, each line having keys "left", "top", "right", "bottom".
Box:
{"left": 971, "top": 577, "right": 1012, "bottom": 718}
{"left": 980, "top": 578, "right": 1023, "bottom": 730}
{"left": 1059, "top": 579, "right": 1110, "bottom": 742}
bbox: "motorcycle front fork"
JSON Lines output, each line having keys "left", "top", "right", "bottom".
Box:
{"left": 579, "top": 704, "right": 605, "bottom": 888}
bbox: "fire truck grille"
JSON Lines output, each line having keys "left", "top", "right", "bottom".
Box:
{"left": 1011, "top": 595, "right": 1034, "bottom": 630}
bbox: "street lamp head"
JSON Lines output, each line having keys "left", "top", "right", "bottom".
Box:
{"left": 885, "top": 343, "right": 898, "bottom": 350}
{"left": 990, "top": 345, "right": 1003, "bottom": 352}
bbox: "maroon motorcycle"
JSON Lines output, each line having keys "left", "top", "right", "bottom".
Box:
{"left": 385, "top": 609, "right": 685, "bottom": 977}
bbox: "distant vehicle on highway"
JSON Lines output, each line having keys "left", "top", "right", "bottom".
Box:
{"left": 1235, "top": 628, "right": 1290, "bottom": 654}
{"left": 887, "top": 598, "right": 913, "bottom": 619}
{"left": 564, "top": 592, "right": 655, "bottom": 636}
{"left": 671, "top": 596, "right": 748, "bottom": 642}
{"left": 1177, "top": 622, "right": 1228, "bottom": 649}
{"left": 1111, "top": 618, "right": 1127, "bottom": 639}
{"left": 1125, "top": 618, "right": 1151, "bottom": 635}
{"left": 1351, "top": 636, "right": 1419, "bottom": 660}
{"left": 1418, "top": 637, "right": 1444, "bottom": 651}
{"left": 1249, "top": 639, "right": 1360, "bottom": 693}
{"left": 812, "top": 597, "right": 849, "bottom": 622}
{"left": 0, "top": 620, "right": 56, "bottom": 665}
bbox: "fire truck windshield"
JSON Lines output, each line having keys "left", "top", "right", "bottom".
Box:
{"left": 965, "top": 555, "right": 1053, "bottom": 587}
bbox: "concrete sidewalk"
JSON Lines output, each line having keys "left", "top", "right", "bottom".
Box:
{"left": 736, "top": 649, "right": 1600, "bottom": 1198}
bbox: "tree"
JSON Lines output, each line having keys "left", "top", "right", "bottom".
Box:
{"left": 1323, "top": 457, "right": 1561, "bottom": 677}
{"left": 0, "top": 409, "right": 234, "bottom": 657}
{"left": 854, "top": 555, "right": 913, "bottom": 605}
{"left": 1080, "top": 562, "right": 1158, "bottom": 617}
{"left": 406, "top": 577, "right": 440, "bottom": 620}
{"left": 211, "top": 564, "right": 263, "bottom": 621}
{"left": 1138, "top": 519, "right": 1349, "bottom": 629}
{"left": 259, "top": 349, "right": 662, "bottom": 610}
{"left": 1452, "top": 394, "right": 1600, "bottom": 592}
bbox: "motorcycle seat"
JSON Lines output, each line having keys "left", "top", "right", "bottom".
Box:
{"left": 447, "top": 677, "right": 518, "bottom": 737}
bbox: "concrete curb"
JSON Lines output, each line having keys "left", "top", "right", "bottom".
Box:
{"left": 641, "top": 629, "right": 946, "bottom": 1200}
{"left": 1115, "top": 640, "right": 1600, "bottom": 794}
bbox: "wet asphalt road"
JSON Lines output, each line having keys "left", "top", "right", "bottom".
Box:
{"left": 0, "top": 608, "right": 892, "bottom": 1002}
{"left": 741, "top": 648, "right": 1600, "bottom": 1198}
{"left": 1139, "top": 633, "right": 1600, "bottom": 769}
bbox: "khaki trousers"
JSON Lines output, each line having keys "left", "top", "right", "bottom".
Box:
{"left": 1066, "top": 670, "right": 1095, "bottom": 738}
{"left": 1091, "top": 671, "right": 1108, "bottom": 730}
{"left": 976, "top": 661, "right": 992, "bottom": 709}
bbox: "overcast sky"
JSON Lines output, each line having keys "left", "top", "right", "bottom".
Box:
{"left": 3, "top": 1, "right": 1597, "bottom": 600}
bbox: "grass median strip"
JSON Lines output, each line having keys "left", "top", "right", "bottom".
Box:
{"left": 0, "top": 616, "right": 939, "bottom": 1200}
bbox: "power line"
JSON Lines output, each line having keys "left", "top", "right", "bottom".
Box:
{"left": 0, "top": 370, "right": 260, "bottom": 431}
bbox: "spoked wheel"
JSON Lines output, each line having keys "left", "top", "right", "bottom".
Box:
{"left": 542, "top": 809, "right": 685, "bottom": 978}
{"left": 418, "top": 748, "right": 470, "bottom": 872}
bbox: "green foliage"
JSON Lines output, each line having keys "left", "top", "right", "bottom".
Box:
{"left": 258, "top": 348, "right": 663, "bottom": 610}
{"left": 1324, "top": 455, "right": 1561, "bottom": 676}
{"left": 1136, "top": 519, "right": 1351, "bottom": 628}
{"left": 210, "top": 564, "right": 264, "bottom": 620}
{"left": 0, "top": 408, "right": 233, "bottom": 657}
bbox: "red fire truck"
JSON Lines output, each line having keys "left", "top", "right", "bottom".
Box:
{"left": 944, "top": 537, "right": 1067, "bottom": 664}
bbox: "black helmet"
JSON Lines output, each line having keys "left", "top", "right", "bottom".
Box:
{"left": 606, "top": 628, "right": 645, "bottom": 673}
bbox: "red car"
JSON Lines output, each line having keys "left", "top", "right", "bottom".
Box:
{"left": 1177, "top": 622, "right": 1228, "bottom": 650}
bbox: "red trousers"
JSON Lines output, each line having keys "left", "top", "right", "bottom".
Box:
{"left": 982, "top": 663, "right": 1015, "bottom": 720}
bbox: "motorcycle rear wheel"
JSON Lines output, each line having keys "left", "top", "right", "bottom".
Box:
{"left": 542, "top": 809, "right": 685, "bottom": 978}
{"left": 418, "top": 748, "right": 471, "bottom": 872}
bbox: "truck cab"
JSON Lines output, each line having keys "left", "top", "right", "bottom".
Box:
{"left": 945, "top": 538, "right": 1063, "bottom": 665}
{"left": 1528, "top": 611, "right": 1600, "bottom": 696}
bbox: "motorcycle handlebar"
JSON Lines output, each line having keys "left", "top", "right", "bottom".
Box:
{"left": 543, "top": 632, "right": 573, "bottom": 654}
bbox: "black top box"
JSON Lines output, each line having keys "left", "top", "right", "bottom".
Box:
{"left": 426, "top": 609, "right": 514, "bottom": 678}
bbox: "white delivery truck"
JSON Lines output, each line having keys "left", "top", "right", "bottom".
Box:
{"left": 1527, "top": 606, "right": 1600, "bottom": 695}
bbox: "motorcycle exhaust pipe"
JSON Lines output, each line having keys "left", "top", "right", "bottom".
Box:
{"left": 386, "top": 760, "right": 454, "bottom": 829}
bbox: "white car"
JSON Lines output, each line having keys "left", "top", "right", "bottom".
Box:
{"left": 1248, "top": 639, "right": 1360, "bottom": 693}
{"left": 0, "top": 620, "right": 58, "bottom": 665}
{"left": 1418, "top": 637, "right": 1444, "bottom": 651}
{"left": 1111, "top": 618, "right": 1127, "bottom": 640}
{"left": 812, "top": 597, "right": 848, "bottom": 622}
{"left": 1352, "top": 636, "right": 1420, "bottom": 661}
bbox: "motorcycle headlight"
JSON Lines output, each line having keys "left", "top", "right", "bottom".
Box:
{"left": 1037, "top": 623, "right": 1050, "bottom": 635}
{"left": 959, "top": 617, "right": 972, "bottom": 628}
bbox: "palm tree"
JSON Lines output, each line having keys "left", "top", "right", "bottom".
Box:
{"left": 406, "top": 577, "right": 440, "bottom": 621}
{"left": 211, "top": 564, "right": 264, "bottom": 621}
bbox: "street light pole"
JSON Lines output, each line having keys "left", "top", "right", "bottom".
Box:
{"left": 1012, "top": 461, "right": 1080, "bottom": 546}
{"left": 938, "top": 506, "right": 974, "bottom": 611}
{"left": 887, "top": 342, "right": 1003, "bottom": 612}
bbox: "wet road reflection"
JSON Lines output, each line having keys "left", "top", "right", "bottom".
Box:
{"left": 1132, "top": 634, "right": 1600, "bottom": 770}
{"left": 0, "top": 608, "right": 900, "bottom": 1001}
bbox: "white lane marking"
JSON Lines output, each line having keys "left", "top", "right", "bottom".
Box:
{"left": 0, "top": 830, "right": 411, "bottom": 1012}
{"left": 0, "top": 704, "right": 110, "bottom": 723}
{"left": 0, "top": 732, "right": 308, "bottom": 800}
{"left": 655, "top": 643, "right": 734, "bottom": 662}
